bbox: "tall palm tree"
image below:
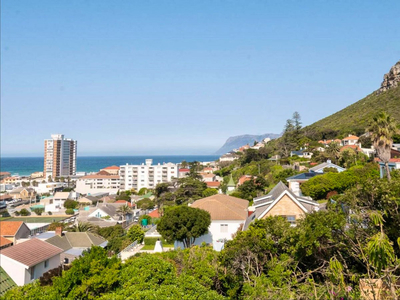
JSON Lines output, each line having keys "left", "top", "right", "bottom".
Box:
{"left": 69, "top": 221, "right": 94, "bottom": 232}
{"left": 368, "top": 112, "right": 398, "bottom": 181}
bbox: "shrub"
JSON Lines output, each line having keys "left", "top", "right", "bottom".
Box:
{"left": 48, "top": 222, "right": 65, "bottom": 231}
{"left": 48, "top": 211, "right": 52, "bottom": 215}
{"left": 20, "top": 208, "right": 30, "bottom": 216}
{"left": 33, "top": 208, "right": 44, "bottom": 216}
{"left": 64, "top": 199, "right": 78, "bottom": 209}
{"left": 65, "top": 208, "right": 74, "bottom": 215}
{"left": 14, "top": 211, "right": 20, "bottom": 216}
{"left": 127, "top": 225, "right": 145, "bottom": 243}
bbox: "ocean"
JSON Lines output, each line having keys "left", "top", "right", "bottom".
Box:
{"left": 0, "top": 155, "right": 220, "bottom": 176}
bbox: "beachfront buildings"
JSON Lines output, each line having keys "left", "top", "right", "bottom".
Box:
{"left": 75, "top": 174, "right": 120, "bottom": 194}
{"left": 43, "top": 134, "right": 77, "bottom": 179}
{"left": 120, "top": 159, "right": 179, "bottom": 191}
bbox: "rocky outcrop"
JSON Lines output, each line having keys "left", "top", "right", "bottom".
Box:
{"left": 377, "top": 60, "right": 400, "bottom": 94}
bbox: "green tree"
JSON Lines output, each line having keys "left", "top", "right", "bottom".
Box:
{"left": 33, "top": 208, "right": 44, "bottom": 215}
{"left": 68, "top": 221, "right": 94, "bottom": 232}
{"left": 202, "top": 188, "right": 218, "bottom": 197}
{"left": 19, "top": 208, "right": 30, "bottom": 216}
{"left": 65, "top": 208, "right": 75, "bottom": 215}
{"left": 157, "top": 206, "right": 211, "bottom": 248}
{"left": 116, "top": 205, "right": 132, "bottom": 220}
{"left": 64, "top": 199, "right": 78, "bottom": 209}
{"left": 325, "top": 141, "right": 341, "bottom": 163}
{"left": 368, "top": 111, "right": 398, "bottom": 181}
{"left": 127, "top": 225, "right": 145, "bottom": 243}
{"left": 138, "top": 188, "right": 148, "bottom": 195}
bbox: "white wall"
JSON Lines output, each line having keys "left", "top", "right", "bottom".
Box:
{"left": 89, "top": 208, "right": 109, "bottom": 218}
{"left": 174, "top": 220, "right": 243, "bottom": 251}
{"left": 76, "top": 179, "right": 119, "bottom": 195}
{"left": 0, "top": 255, "right": 27, "bottom": 286}
{"left": 24, "top": 255, "right": 60, "bottom": 285}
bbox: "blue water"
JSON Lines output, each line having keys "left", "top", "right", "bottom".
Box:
{"left": 0, "top": 155, "right": 220, "bottom": 176}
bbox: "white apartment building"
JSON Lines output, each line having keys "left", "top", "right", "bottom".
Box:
{"left": 44, "top": 134, "right": 77, "bottom": 179}
{"left": 75, "top": 174, "right": 120, "bottom": 195}
{"left": 120, "top": 159, "right": 179, "bottom": 191}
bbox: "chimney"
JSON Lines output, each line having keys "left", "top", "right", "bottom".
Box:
{"left": 55, "top": 227, "right": 63, "bottom": 236}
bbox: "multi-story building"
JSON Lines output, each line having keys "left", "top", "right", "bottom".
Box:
{"left": 43, "top": 134, "right": 77, "bottom": 179}
{"left": 120, "top": 159, "right": 179, "bottom": 191}
{"left": 75, "top": 174, "right": 120, "bottom": 195}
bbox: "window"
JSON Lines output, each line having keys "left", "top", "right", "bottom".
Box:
{"left": 30, "top": 266, "right": 35, "bottom": 280}
{"left": 285, "top": 215, "right": 296, "bottom": 225}
{"left": 220, "top": 224, "right": 228, "bottom": 233}
{"left": 44, "top": 259, "right": 49, "bottom": 268}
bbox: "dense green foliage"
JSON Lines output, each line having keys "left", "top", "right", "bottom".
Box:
{"left": 63, "top": 199, "right": 78, "bottom": 209}
{"left": 126, "top": 225, "right": 145, "bottom": 243}
{"left": 303, "top": 85, "right": 400, "bottom": 139}
{"left": 157, "top": 206, "right": 211, "bottom": 248}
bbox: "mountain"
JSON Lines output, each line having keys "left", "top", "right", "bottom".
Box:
{"left": 215, "top": 133, "right": 281, "bottom": 155}
{"left": 304, "top": 60, "right": 400, "bottom": 139}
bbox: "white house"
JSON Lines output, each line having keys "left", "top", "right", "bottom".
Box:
{"left": 219, "top": 153, "right": 239, "bottom": 162}
{"left": 341, "top": 135, "right": 360, "bottom": 146}
{"left": 43, "top": 192, "right": 77, "bottom": 212}
{"left": 34, "top": 182, "right": 67, "bottom": 194}
{"left": 176, "top": 194, "right": 249, "bottom": 251}
{"left": 0, "top": 238, "right": 62, "bottom": 286}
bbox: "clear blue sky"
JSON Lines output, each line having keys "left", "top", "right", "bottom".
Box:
{"left": 2, "top": 1, "right": 399, "bottom": 156}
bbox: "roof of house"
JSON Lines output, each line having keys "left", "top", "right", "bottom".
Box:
{"left": 0, "top": 238, "right": 63, "bottom": 267}
{"left": 46, "top": 232, "right": 107, "bottom": 250}
{"left": 0, "top": 172, "right": 10, "bottom": 176}
{"left": 309, "top": 161, "right": 345, "bottom": 172}
{"left": 291, "top": 150, "right": 304, "bottom": 156}
{"left": 0, "top": 236, "right": 12, "bottom": 247}
{"left": 342, "top": 135, "right": 359, "bottom": 140}
{"left": 340, "top": 145, "right": 361, "bottom": 152}
{"left": 97, "top": 170, "right": 112, "bottom": 176}
{"left": 179, "top": 168, "right": 190, "bottom": 172}
{"left": 0, "top": 195, "right": 12, "bottom": 200}
{"left": 191, "top": 194, "right": 249, "bottom": 220}
{"left": 286, "top": 172, "right": 323, "bottom": 181}
{"left": 203, "top": 167, "right": 213, "bottom": 171}
{"left": 103, "top": 166, "right": 120, "bottom": 170}
{"left": 206, "top": 181, "right": 221, "bottom": 188}
{"left": 80, "top": 174, "right": 120, "bottom": 180}
{"left": 94, "top": 203, "right": 126, "bottom": 218}
{"left": 0, "top": 221, "right": 26, "bottom": 236}
{"left": 238, "top": 175, "right": 255, "bottom": 185}
{"left": 9, "top": 187, "right": 35, "bottom": 194}
{"left": 202, "top": 174, "right": 215, "bottom": 178}
{"left": 148, "top": 209, "right": 160, "bottom": 218}
{"left": 115, "top": 200, "right": 133, "bottom": 207}
{"left": 53, "top": 192, "right": 71, "bottom": 199}
{"left": 78, "top": 196, "right": 98, "bottom": 203}
{"left": 375, "top": 158, "right": 400, "bottom": 163}
{"left": 251, "top": 182, "right": 319, "bottom": 222}
{"left": 0, "top": 266, "right": 17, "bottom": 296}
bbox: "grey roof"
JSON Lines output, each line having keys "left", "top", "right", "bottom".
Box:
{"left": 9, "top": 187, "right": 35, "bottom": 194}
{"left": 250, "top": 182, "right": 319, "bottom": 226}
{"left": 97, "top": 203, "right": 126, "bottom": 219}
{"left": 291, "top": 150, "right": 304, "bottom": 156}
{"left": 46, "top": 232, "right": 107, "bottom": 250}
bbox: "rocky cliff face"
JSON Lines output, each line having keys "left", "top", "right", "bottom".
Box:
{"left": 378, "top": 60, "right": 400, "bottom": 94}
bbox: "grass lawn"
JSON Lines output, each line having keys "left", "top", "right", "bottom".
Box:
{"left": 1, "top": 216, "right": 68, "bottom": 223}
{"left": 142, "top": 237, "right": 174, "bottom": 250}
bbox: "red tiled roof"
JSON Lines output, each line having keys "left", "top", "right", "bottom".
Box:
{"left": 80, "top": 175, "right": 120, "bottom": 179}
{"left": 375, "top": 158, "right": 400, "bottom": 163}
{"left": 0, "top": 221, "right": 24, "bottom": 236}
{"left": 148, "top": 209, "right": 160, "bottom": 218}
{"left": 206, "top": 181, "right": 221, "bottom": 187}
{"left": 115, "top": 200, "right": 133, "bottom": 207}
{"left": 342, "top": 135, "right": 359, "bottom": 140}
{"left": 179, "top": 168, "right": 190, "bottom": 172}
{"left": 103, "top": 166, "right": 120, "bottom": 170}
{"left": 97, "top": 170, "right": 111, "bottom": 175}
{"left": 238, "top": 175, "right": 255, "bottom": 185}
{"left": 340, "top": 145, "right": 361, "bottom": 152}
{"left": 0, "top": 239, "right": 63, "bottom": 267}
{"left": 0, "top": 172, "right": 10, "bottom": 175}
{"left": 0, "top": 236, "right": 12, "bottom": 247}
{"left": 203, "top": 167, "right": 213, "bottom": 171}
{"left": 0, "top": 194, "right": 12, "bottom": 200}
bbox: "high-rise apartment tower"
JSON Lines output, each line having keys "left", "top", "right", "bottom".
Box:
{"left": 43, "top": 134, "right": 77, "bottom": 179}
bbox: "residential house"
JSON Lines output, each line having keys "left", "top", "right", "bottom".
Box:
{"left": 0, "top": 236, "right": 13, "bottom": 250}
{"left": 77, "top": 196, "right": 98, "bottom": 206}
{"left": 206, "top": 181, "right": 221, "bottom": 189}
{"left": 245, "top": 182, "right": 319, "bottom": 229}
{"left": 44, "top": 192, "right": 76, "bottom": 212}
{"left": 100, "top": 166, "right": 120, "bottom": 175}
{"left": 0, "top": 172, "right": 11, "bottom": 181}
{"left": 75, "top": 174, "right": 120, "bottom": 195}
{"left": 0, "top": 221, "right": 31, "bottom": 245}
{"left": 0, "top": 238, "right": 62, "bottom": 286}
{"left": 148, "top": 208, "right": 160, "bottom": 218}
{"left": 290, "top": 150, "right": 313, "bottom": 159}
{"left": 201, "top": 173, "right": 216, "bottom": 182}
{"left": 115, "top": 200, "right": 133, "bottom": 208}
{"left": 202, "top": 167, "right": 214, "bottom": 174}
{"left": 9, "top": 187, "right": 36, "bottom": 200}
{"left": 34, "top": 182, "right": 67, "bottom": 194}
{"left": 0, "top": 194, "right": 13, "bottom": 202}
{"left": 237, "top": 175, "right": 256, "bottom": 187}
{"left": 1, "top": 177, "right": 19, "bottom": 185}
{"left": 377, "top": 158, "right": 400, "bottom": 178}
{"left": 309, "top": 160, "right": 346, "bottom": 173}
{"left": 219, "top": 153, "right": 239, "bottom": 162}
{"left": 178, "top": 194, "right": 249, "bottom": 251}
{"left": 250, "top": 142, "right": 265, "bottom": 150}
{"left": 88, "top": 203, "right": 132, "bottom": 223}
{"left": 318, "top": 139, "right": 342, "bottom": 147}
{"left": 342, "top": 135, "right": 360, "bottom": 146}
{"left": 99, "top": 194, "right": 117, "bottom": 203}
{"left": 45, "top": 229, "right": 107, "bottom": 264}
{"left": 178, "top": 168, "right": 190, "bottom": 177}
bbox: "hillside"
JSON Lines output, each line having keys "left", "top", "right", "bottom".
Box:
{"left": 215, "top": 133, "right": 281, "bottom": 154}
{"left": 304, "top": 60, "right": 400, "bottom": 138}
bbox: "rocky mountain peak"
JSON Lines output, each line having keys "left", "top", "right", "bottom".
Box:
{"left": 377, "top": 60, "right": 400, "bottom": 94}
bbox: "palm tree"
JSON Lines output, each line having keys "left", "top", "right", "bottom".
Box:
{"left": 69, "top": 221, "right": 94, "bottom": 232}
{"left": 326, "top": 141, "right": 341, "bottom": 163}
{"left": 368, "top": 112, "right": 398, "bottom": 181}
{"left": 117, "top": 204, "right": 132, "bottom": 220}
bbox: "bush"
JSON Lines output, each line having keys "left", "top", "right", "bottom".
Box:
{"left": 139, "top": 214, "right": 152, "bottom": 225}
{"left": 127, "top": 225, "right": 145, "bottom": 243}
{"left": 48, "top": 222, "right": 65, "bottom": 231}
{"left": 20, "top": 208, "right": 30, "bottom": 216}
{"left": 14, "top": 211, "right": 20, "bottom": 216}
{"left": 33, "top": 208, "right": 44, "bottom": 216}
{"left": 48, "top": 211, "right": 52, "bottom": 215}
{"left": 64, "top": 199, "right": 78, "bottom": 209}
{"left": 136, "top": 199, "right": 155, "bottom": 210}
{"left": 65, "top": 208, "right": 74, "bottom": 215}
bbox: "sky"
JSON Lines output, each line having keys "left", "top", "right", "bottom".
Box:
{"left": 1, "top": 1, "right": 400, "bottom": 157}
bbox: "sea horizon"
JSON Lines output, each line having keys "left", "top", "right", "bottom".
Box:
{"left": 0, "top": 155, "right": 220, "bottom": 176}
